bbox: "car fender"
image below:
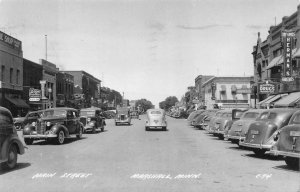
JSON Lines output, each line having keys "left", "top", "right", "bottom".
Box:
{"left": 51, "top": 124, "right": 70, "bottom": 137}
{"left": 1, "top": 135, "right": 25, "bottom": 160}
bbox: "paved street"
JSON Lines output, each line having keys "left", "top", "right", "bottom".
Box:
{"left": 1, "top": 116, "right": 300, "bottom": 192}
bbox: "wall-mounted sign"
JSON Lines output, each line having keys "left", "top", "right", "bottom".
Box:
{"left": 0, "top": 31, "right": 22, "bottom": 51}
{"left": 236, "top": 88, "right": 251, "bottom": 94}
{"left": 258, "top": 82, "right": 277, "bottom": 94}
{"left": 281, "top": 30, "right": 295, "bottom": 82}
{"left": 29, "top": 88, "right": 41, "bottom": 102}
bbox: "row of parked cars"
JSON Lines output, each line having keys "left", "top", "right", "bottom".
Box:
{"left": 187, "top": 108, "right": 300, "bottom": 170}
{"left": 1, "top": 106, "right": 106, "bottom": 170}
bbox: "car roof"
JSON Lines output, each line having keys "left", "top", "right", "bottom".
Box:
{"left": 81, "top": 107, "right": 102, "bottom": 111}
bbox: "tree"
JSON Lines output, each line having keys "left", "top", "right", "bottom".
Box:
{"left": 135, "top": 99, "right": 154, "bottom": 112}
{"left": 159, "top": 96, "right": 178, "bottom": 111}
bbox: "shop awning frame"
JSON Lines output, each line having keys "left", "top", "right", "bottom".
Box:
{"left": 274, "top": 92, "right": 300, "bottom": 108}
{"left": 5, "top": 96, "right": 30, "bottom": 108}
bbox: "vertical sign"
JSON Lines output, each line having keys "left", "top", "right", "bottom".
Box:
{"left": 281, "top": 30, "right": 295, "bottom": 82}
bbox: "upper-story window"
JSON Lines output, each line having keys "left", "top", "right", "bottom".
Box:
{"left": 10, "top": 68, "right": 13, "bottom": 83}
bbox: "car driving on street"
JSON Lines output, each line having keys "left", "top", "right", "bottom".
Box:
{"left": 145, "top": 109, "right": 167, "bottom": 131}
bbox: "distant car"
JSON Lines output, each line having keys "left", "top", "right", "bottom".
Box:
{"left": 80, "top": 107, "right": 105, "bottom": 133}
{"left": 23, "top": 107, "right": 83, "bottom": 145}
{"left": 240, "top": 108, "right": 298, "bottom": 156}
{"left": 207, "top": 110, "right": 225, "bottom": 133}
{"left": 130, "top": 110, "right": 139, "bottom": 119}
{"left": 0, "top": 107, "right": 25, "bottom": 169}
{"left": 115, "top": 107, "right": 131, "bottom": 126}
{"left": 227, "top": 109, "right": 266, "bottom": 144}
{"left": 187, "top": 110, "right": 205, "bottom": 125}
{"left": 13, "top": 116, "right": 26, "bottom": 130}
{"left": 193, "top": 110, "right": 220, "bottom": 129}
{"left": 145, "top": 109, "right": 167, "bottom": 131}
{"left": 270, "top": 110, "right": 300, "bottom": 169}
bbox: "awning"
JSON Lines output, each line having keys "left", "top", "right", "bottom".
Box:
{"left": 257, "top": 95, "right": 276, "bottom": 105}
{"left": 274, "top": 92, "right": 300, "bottom": 108}
{"left": 266, "top": 48, "right": 297, "bottom": 70}
{"left": 5, "top": 97, "right": 30, "bottom": 108}
{"left": 262, "top": 94, "right": 288, "bottom": 106}
{"left": 231, "top": 85, "right": 237, "bottom": 93}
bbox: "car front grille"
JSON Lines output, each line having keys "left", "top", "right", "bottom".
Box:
{"left": 37, "top": 122, "right": 46, "bottom": 134}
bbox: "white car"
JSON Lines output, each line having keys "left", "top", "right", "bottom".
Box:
{"left": 145, "top": 109, "right": 167, "bottom": 131}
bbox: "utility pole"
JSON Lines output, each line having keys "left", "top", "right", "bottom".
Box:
{"left": 45, "top": 35, "right": 47, "bottom": 61}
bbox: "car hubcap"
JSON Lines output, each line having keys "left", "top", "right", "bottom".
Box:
{"left": 8, "top": 146, "right": 17, "bottom": 167}
{"left": 58, "top": 131, "right": 64, "bottom": 143}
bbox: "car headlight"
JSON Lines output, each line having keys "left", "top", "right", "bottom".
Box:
{"left": 46, "top": 122, "right": 51, "bottom": 127}
{"left": 32, "top": 122, "right": 36, "bottom": 126}
{"left": 87, "top": 118, "right": 91, "bottom": 122}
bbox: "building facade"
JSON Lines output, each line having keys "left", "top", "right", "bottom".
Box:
{"left": 0, "top": 31, "right": 28, "bottom": 116}
{"left": 63, "top": 71, "right": 101, "bottom": 108}
{"left": 56, "top": 72, "right": 74, "bottom": 107}
{"left": 252, "top": 5, "right": 300, "bottom": 103}
{"left": 202, "top": 76, "right": 253, "bottom": 109}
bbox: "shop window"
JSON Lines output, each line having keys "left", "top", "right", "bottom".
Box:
{"left": 1, "top": 65, "right": 4, "bottom": 81}
{"left": 10, "top": 68, "right": 13, "bottom": 83}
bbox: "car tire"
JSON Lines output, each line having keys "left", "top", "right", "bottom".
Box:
{"left": 218, "top": 135, "right": 224, "bottom": 140}
{"left": 4, "top": 144, "right": 18, "bottom": 169}
{"left": 285, "top": 157, "right": 300, "bottom": 170}
{"left": 56, "top": 130, "right": 65, "bottom": 144}
{"left": 115, "top": 122, "right": 118, "bottom": 126}
{"left": 253, "top": 149, "right": 266, "bottom": 157}
{"left": 24, "top": 138, "right": 34, "bottom": 145}
{"left": 145, "top": 127, "right": 149, "bottom": 131}
{"left": 92, "top": 126, "right": 96, "bottom": 134}
{"left": 76, "top": 127, "right": 83, "bottom": 139}
{"left": 162, "top": 127, "right": 167, "bottom": 131}
{"left": 101, "top": 127, "right": 104, "bottom": 132}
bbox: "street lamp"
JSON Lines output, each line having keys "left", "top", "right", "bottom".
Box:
{"left": 48, "top": 88, "right": 52, "bottom": 108}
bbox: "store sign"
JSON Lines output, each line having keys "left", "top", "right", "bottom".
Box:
{"left": 282, "top": 30, "right": 295, "bottom": 82}
{"left": 0, "top": 31, "right": 22, "bottom": 51}
{"left": 29, "top": 88, "right": 41, "bottom": 102}
{"left": 236, "top": 88, "right": 251, "bottom": 94}
{"left": 258, "top": 82, "right": 277, "bottom": 94}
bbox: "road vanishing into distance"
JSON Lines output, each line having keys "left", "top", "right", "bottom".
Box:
{"left": 1, "top": 115, "right": 299, "bottom": 192}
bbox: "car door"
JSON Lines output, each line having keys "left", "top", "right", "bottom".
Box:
{"left": 66, "top": 110, "right": 76, "bottom": 134}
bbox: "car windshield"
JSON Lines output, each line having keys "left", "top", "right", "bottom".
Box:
{"left": 43, "top": 110, "right": 67, "bottom": 118}
{"left": 117, "top": 108, "right": 129, "bottom": 114}
{"left": 150, "top": 111, "right": 162, "bottom": 115}
{"left": 291, "top": 113, "right": 300, "bottom": 124}
{"left": 243, "top": 112, "right": 259, "bottom": 119}
{"left": 81, "top": 110, "right": 95, "bottom": 116}
{"left": 234, "top": 111, "right": 244, "bottom": 118}
{"left": 257, "top": 112, "right": 277, "bottom": 120}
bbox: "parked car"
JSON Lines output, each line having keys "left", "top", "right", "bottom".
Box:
{"left": 0, "top": 107, "right": 25, "bottom": 169}
{"left": 187, "top": 110, "right": 205, "bottom": 125}
{"left": 115, "top": 107, "right": 131, "bottom": 126}
{"left": 240, "top": 108, "right": 298, "bottom": 156}
{"left": 145, "top": 109, "right": 167, "bottom": 131}
{"left": 202, "top": 111, "right": 220, "bottom": 130}
{"left": 23, "top": 107, "right": 83, "bottom": 145}
{"left": 207, "top": 110, "right": 225, "bottom": 133}
{"left": 193, "top": 110, "right": 219, "bottom": 129}
{"left": 130, "top": 110, "right": 139, "bottom": 119}
{"left": 80, "top": 107, "right": 105, "bottom": 133}
{"left": 211, "top": 110, "right": 233, "bottom": 139}
{"left": 270, "top": 110, "right": 300, "bottom": 169}
{"left": 103, "top": 110, "right": 116, "bottom": 119}
{"left": 227, "top": 109, "right": 265, "bottom": 144}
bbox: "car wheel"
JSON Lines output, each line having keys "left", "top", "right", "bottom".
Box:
{"left": 145, "top": 127, "right": 149, "bottom": 131}
{"left": 162, "top": 127, "right": 167, "bottom": 131}
{"left": 115, "top": 122, "right": 118, "bottom": 126}
{"left": 101, "top": 127, "right": 104, "bottom": 132}
{"left": 76, "top": 127, "right": 83, "bottom": 139}
{"left": 218, "top": 135, "right": 224, "bottom": 140}
{"left": 253, "top": 149, "right": 266, "bottom": 157}
{"left": 56, "top": 130, "right": 65, "bottom": 144}
{"left": 24, "top": 138, "right": 34, "bottom": 145}
{"left": 92, "top": 126, "right": 96, "bottom": 134}
{"left": 5, "top": 144, "right": 18, "bottom": 169}
{"left": 285, "top": 157, "right": 300, "bottom": 170}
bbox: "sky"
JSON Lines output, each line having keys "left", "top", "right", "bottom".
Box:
{"left": 0, "top": 0, "right": 299, "bottom": 107}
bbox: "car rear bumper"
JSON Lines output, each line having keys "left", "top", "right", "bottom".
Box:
{"left": 239, "top": 142, "right": 272, "bottom": 150}
{"left": 227, "top": 135, "right": 241, "bottom": 140}
{"left": 270, "top": 150, "right": 300, "bottom": 158}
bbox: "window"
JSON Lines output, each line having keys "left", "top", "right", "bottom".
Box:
{"left": 16, "top": 69, "right": 20, "bottom": 84}
{"left": 1, "top": 65, "right": 5, "bottom": 81}
{"left": 10, "top": 68, "right": 13, "bottom": 83}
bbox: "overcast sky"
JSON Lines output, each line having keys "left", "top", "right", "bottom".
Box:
{"left": 0, "top": 0, "right": 299, "bottom": 107}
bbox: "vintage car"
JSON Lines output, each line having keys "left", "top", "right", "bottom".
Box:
{"left": 187, "top": 110, "right": 205, "bottom": 125}
{"left": 23, "top": 107, "right": 83, "bottom": 145}
{"left": 211, "top": 110, "right": 233, "bottom": 139}
{"left": 207, "top": 110, "right": 225, "bottom": 133}
{"left": 145, "top": 109, "right": 167, "bottom": 131}
{"left": 239, "top": 108, "right": 298, "bottom": 156}
{"left": 80, "top": 107, "right": 105, "bottom": 133}
{"left": 192, "top": 110, "right": 219, "bottom": 129}
{"left": 0, "top": 107, "right": 25, "bottom": 169}
{"left": 13, "top": 116, "right": 26, "bottom": 130}
{"left": 130, "top": 110, "right": 139, "bottom": 119}
{"left": 202, "top": 111, "right": 220, "bottom": 130}
{"left": 115, "top": 107, "right": 131, "bottom": 126}
{"left": 227, "top": 109, "right": 265, "bottom": 144}
{"left": 270, "top": 110, "right": 300, "bottom": 169}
